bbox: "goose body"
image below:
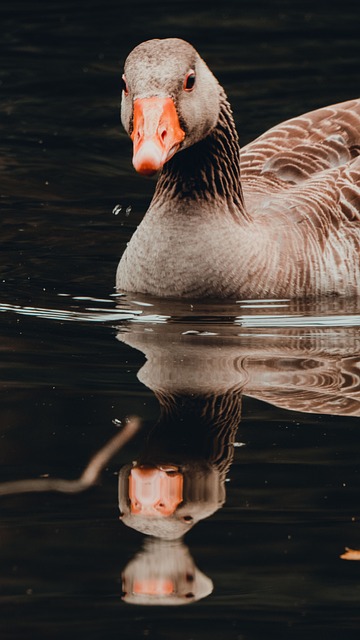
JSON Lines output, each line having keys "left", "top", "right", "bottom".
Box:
{"left": 117, "top": 38, "right": 360, "bottom": 299}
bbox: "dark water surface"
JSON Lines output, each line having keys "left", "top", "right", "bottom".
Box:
{"left": 1, "top": 1, "right": 360, "bottom": 638}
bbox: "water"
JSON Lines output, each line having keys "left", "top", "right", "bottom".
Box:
{"left": 1, "top": 1, "right": 360, "bottom": 638}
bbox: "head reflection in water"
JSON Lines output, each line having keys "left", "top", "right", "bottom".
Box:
{"left": 121, "top": 538, "right": 213, "bottom": 606}
{"left": 117, "top": 374, "right": 241, "bottom": 603}
{"left": 118, "top": 402, "right": 234, "bottom": 606}
{"left": 119, "top": 460, "right": 226, "bottom": 540}
{"left": 119, "top": 459, "right": 217, "bottom": 603}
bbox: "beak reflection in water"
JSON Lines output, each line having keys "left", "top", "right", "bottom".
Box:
{"left": 129, "top": 464, "right": 183, "bottom": 517}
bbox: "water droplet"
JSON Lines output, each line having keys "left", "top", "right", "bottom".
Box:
{"left": 112, "top": 204, "right": 122, "bottom": 215}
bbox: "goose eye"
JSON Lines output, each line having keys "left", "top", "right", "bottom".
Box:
{"left": 184, "top": 70, "right": 196, "bottom": 92}
{"left": 121, "top": 74, "right": 129, "bottom": 96}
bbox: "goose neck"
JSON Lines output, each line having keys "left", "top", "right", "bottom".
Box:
{"left": 153, "top": 91, "right": 249, "bottom": 221}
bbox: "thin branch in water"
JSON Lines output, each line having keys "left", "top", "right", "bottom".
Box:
{"left": 0, "top": 416, "right": 141, "bottom": 497}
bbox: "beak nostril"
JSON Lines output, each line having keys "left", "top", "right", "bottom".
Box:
{"left": 160, "top": 129, "right": 167, "bottom": 142}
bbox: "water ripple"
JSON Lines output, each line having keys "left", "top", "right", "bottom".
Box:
{"left": 1, "top": 294, "right": 360, "bottom": 329}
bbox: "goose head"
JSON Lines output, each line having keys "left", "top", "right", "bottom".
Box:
{"left": 121, "top": 38, "right": 221, "bottom": 175}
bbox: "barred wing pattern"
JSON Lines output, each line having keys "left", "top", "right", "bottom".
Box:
{"left": 241, "top": 99, "right": 360, "bottom": 183}
{"left": 239, "top": 100, "right": 360, "bottom": 297}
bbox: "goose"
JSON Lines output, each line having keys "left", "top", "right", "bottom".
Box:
{"left": 116, "top": 38, "right": 360, "bottom": 299}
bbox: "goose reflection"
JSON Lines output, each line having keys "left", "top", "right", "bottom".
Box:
{"left": 117, "top": 297, "right": 360, "bottom": 605}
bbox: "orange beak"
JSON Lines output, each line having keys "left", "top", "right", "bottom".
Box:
{"left": 131, "top": 97, "right": 185, "bottom": 175}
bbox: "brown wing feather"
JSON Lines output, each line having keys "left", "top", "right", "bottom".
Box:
{"left": 241, "top": 99, "right": 360, "bottom": 183}
{"left": 267, "top": 155, "right": 360, "bottom": 228}
{"left": 239, "top": 100, "right": 360, "bottom": 297}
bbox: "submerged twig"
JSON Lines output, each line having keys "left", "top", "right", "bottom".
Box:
{"left": 0, "top": 416, "right": 141, "bottom": 496}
